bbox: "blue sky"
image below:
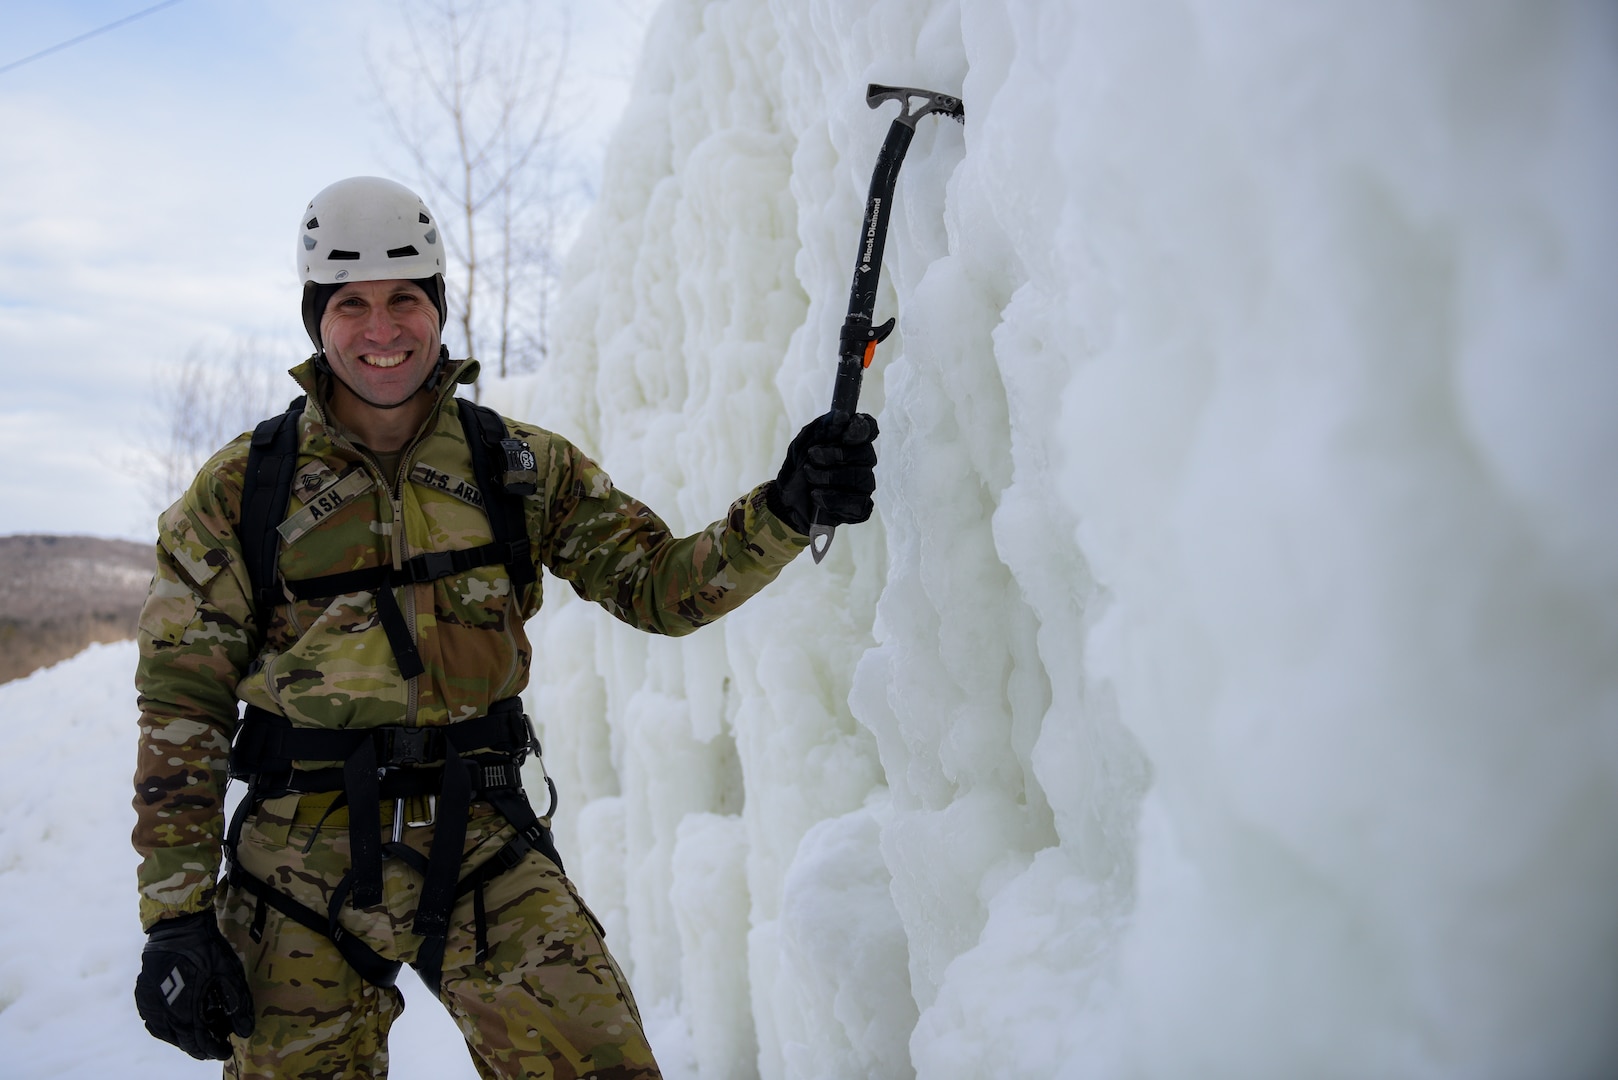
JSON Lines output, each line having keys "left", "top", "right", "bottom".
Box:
{"left": 0, "top": 0, "right": 647, "bottom": 540}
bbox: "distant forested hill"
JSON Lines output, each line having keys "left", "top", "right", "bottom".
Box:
{"left": 0, "top": 535, "right": 154, "bottom": 684}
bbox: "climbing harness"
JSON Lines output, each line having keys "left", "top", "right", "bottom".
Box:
{"left": 224, "top": 699, "right": 560, "bottom": 990}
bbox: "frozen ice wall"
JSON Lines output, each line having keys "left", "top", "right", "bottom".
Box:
{"left": 487, "top": 1, "right": 1618, "bottom": 1076}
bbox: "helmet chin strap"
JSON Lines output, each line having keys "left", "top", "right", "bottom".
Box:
{"left": 423, "top": 344, "right": 450, "bottom": 391}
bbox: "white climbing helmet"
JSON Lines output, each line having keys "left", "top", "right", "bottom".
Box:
{"left": 297, "top": 176, "right": 447, "bottom": 349}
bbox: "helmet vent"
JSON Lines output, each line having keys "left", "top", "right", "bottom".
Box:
{"left": 306, "top": 217, "right": 319, "bottom": 229}
{"left": 419, "top": 212, "right": 431, "bottom": 224}
{"left": 387, "top": 245, "right": 420, "bottom": 258}
{"left": 303, "top": 235, "right": 317, "bottom": 250}
{"left": 424, "top": 228, "right": 438, "bottom": 245}
{"left": 328, "top": 249, "right": 361, "bottom": 260}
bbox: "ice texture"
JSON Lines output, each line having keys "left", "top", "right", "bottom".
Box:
{"left": 488, "top": 1, "right": 1618, "bottom": 1077}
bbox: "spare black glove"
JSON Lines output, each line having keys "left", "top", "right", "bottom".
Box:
{"left": 767, "top": 411, "right": 879, "bottom": 536}
{"left": 134, "top": 910, "right": 255, "bottom": 1061}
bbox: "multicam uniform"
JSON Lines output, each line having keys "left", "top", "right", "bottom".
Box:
{"left": 133, "top": 357, "right": 808, "bottom": 1078}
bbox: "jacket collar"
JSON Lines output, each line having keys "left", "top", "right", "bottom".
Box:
{"left": 287, "top": 355, "right": 481, "bottom": 439}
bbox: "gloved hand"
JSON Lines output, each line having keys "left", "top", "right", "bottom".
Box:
{"left": 766, "top": 411, "right": 879, "bottom": 535}
{"left": 134, "top": 911, "right": 255, "bottom": 1060}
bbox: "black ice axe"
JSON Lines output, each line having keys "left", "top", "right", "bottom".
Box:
{"left": 809, "top": 82, "right": 965, "bottom": 564}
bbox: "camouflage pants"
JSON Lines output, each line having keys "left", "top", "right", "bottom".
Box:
{"left": 216, "top": 795, "right": 659, "bottom": 1080}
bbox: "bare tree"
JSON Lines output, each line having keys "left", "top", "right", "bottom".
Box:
{"left": 368, "top": 0, "right": 579, "bottom": 379}
{"left": 134, "top": 336, "right": 296, "bottom": 515}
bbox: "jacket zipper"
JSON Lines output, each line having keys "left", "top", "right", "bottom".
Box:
{"left": 391, "top": 488, "right": 421, "bottom": 729}
{"left": 344, "top": 427, "right": 425, "bottom": 729}
{"left": 300, "top": 377, "right": 460, "bottom": 730}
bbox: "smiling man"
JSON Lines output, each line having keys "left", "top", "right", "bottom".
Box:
{"left": 321, "top": 278, "right": 441, "bottom": 407}
{"left": 130, "top": 177, "right": 880, "bottom": 1077}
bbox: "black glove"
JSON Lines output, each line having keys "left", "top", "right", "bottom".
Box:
{"left": 134, "top": 911, "right": 255, "bottom": 1060}
{"left": 767, "top": 411, "right": 879, "bottom": 535}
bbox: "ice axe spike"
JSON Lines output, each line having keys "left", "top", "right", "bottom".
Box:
{"left": 809, "top": 83, "right": 964, "bottom": 565}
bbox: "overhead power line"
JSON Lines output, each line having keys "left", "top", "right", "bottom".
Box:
{"left": 0, "top": 0, "right": 186, "bottom": 78}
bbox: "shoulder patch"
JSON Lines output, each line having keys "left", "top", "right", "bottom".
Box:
{"left": 294, "top": 462, "right": 341, "bottom": 499}
{"left": 158, "top": 501, "right": 225, "bottom": 591}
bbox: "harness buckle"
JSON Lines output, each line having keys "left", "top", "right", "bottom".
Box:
{"left": 504, "top": 537, "right": 532, "bottom": 565}
{"left": 407, "top": 795, "right": 437, "bottom": 828}
{"left": 391, "top": 795, "right": 437, "bottom": 840}
{"left": 380, "top": 727, "right": 433, "bottom": 768}
{"left": 414, "top": 550, "right": 457, "bottom": 582}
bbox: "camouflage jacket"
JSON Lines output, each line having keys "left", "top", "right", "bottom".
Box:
{"left": 133, "top": 358, "right": 807, "bottom": 929}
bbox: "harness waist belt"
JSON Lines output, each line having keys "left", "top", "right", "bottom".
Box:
{"left": 230, "top": 697, "right": 532, "bottom": 779}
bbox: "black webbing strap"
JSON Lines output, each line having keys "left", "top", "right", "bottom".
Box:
{"left": 452, "top": 824, "right": 551, "bottom": 969}
{"left": 227, "top": 861, "right": 404, "bottom": 987}
{"left": 285, "top": 542, "right": 529, "bottom": 599}
{"left": 458, "top": 400, "right": 538, "bottom": 592}
{"left": 232, "top": 701, "right": 530, "bottom": 776}
{"left": 473, "top": 883, "right": 489, "bottom": 965}
{"left": 430, "top": 801, "right": 565, "bottom": 978}
{"left": 323, "top": 836, "right": 434, "bottom": 973}
{"left": 239, "top": 396, "right": 307, "bottom": 613}
{"left": 375, "top": 586, "right": 425, "bottom": 680}
{"left": 345, "top": 738, "right": 384, "bottom": 906}
{"left": 413, "top": 740, "right": 471, "bottom": 939}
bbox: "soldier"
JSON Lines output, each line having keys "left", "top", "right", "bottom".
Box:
{"left": 131, "top": 176, "right": 878, "bottom": 1078}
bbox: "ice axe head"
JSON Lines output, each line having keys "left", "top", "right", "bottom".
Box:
{"left": 867, "top": 83, "right": 965, "bottom": 129}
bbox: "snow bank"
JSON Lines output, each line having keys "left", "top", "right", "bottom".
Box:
{"left": 0, "top": 643, "right": 205, "bottom": 1079}
{"left": 0, "top": 642, "right": 480, "bottom": 1077}
{"left": 489, "top": 1, "right": 1618, "bottom": 1077}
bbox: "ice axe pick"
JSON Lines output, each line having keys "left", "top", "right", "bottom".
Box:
{"left": 810, "top": 83, "right": 965, "bottom": 564}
